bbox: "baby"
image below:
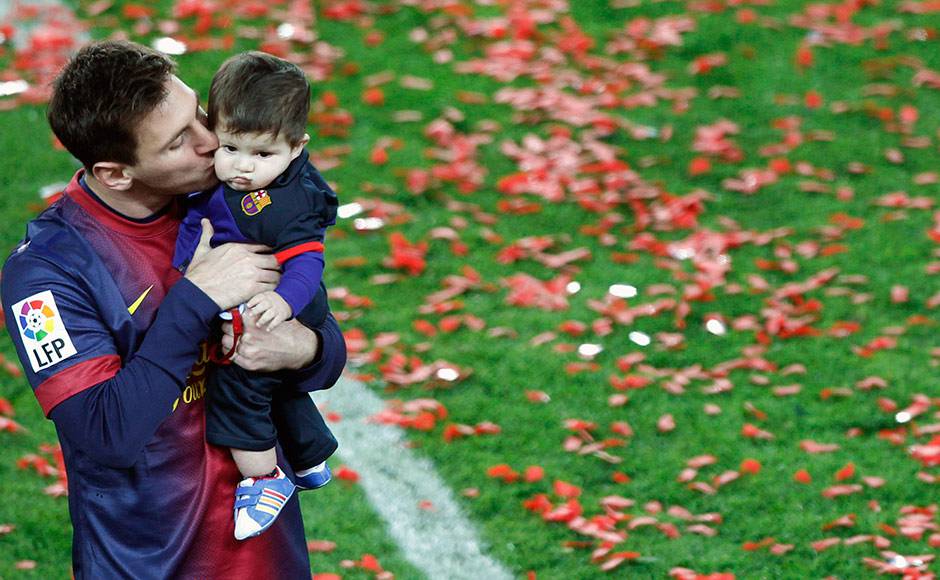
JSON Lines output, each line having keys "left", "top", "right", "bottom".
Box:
{"left": 173, "top": 51, "right": 339, "bottom": 540}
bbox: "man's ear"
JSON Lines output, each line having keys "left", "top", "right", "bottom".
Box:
{"left": 91, "top": 162, "right": 134, "bottom": 191}
{"left": 290, "top": 133, "right": 310, "bottom": 160}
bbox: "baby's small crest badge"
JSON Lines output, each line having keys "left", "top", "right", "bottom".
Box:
{"left": 241, "top": 190, "right": 272, "bottom": 216}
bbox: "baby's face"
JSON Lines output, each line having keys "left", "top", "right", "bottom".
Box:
{"left": 213, "top": 126, "right": 302, "bottom": 192}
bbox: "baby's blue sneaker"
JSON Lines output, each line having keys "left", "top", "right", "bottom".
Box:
{"left": 295, "top": 462, "right": 331, "bottom": 491}
{"left": 233, "top": 466, "right": 296, "bottom": 540}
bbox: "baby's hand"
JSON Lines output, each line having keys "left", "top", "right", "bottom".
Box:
{"left": 247, "top": 291, "right": 292, "bottom": 331}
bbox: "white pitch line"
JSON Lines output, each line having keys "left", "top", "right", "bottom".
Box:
{"left": 313, "top": 377, "right": 513, "bottom": 580}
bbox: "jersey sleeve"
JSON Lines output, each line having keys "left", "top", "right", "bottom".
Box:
{"left": 3, "top": 241, "right": 222, "bottom": 468}
{"left": 2, "top": 250, "right": 122, "bottom": 415}
{"left": 275, "top": 252, "right": 325, "bottom": 316}
{"left": 274, "top": 162, "right": 338, "bottom": 253}
{"left": 287, "top": 313, "right": 347, "bottom": 393}
{"left": 49, "top": 277, "right": 219, "bottom": 468}
{"left": 173, "top": 192, "right": 211, "bottom": 272}
{"left": 174, "top": 189, "right": 245, "bottom": 272}
{"left": 294, "top": 281, "right": 330, "bottom": 329}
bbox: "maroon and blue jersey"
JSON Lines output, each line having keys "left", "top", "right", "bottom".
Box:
{"left": 1, "top": 172, "right": 344, "bottom": 578}
{"left": 174, "top": 149, "right": 338, "bottom": 316}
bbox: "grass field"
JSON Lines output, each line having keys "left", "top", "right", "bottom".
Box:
{"left": 1, "top": 0, "right": 940, "bottom": 578}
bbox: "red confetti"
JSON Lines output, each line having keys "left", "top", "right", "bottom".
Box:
{"left": 524, "top": 466, "right": 544, "bottom": 483}
{"left": 739, "top": 459, "right": 761, "bottom": 475}
{"left": 334, "top": 465, "right": 360, "bottom": 483}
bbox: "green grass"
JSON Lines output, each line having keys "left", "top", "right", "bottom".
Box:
{"left": 2, "top": 0, "right": 940, "bottom": 578}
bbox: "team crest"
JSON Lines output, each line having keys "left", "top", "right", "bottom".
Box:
{"left": 12, "top": 290, "right": 77, "bottom": 373}
{"left": 241, "top": 190, "right": 272, "bottom": 216}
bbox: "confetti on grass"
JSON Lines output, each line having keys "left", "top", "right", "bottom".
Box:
{"left": 4, "top": 0, "right": 940, "bottom": 577}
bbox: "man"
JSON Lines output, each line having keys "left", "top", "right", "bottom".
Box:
{"left": 1, "top": 40, "right": 345, "bottom": 577}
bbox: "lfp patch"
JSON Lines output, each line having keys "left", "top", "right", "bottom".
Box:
{"left": 241, "top": 190, "right": 272, "bottom": 216}
{"left": 12, "top": 290, "right": 77, "bottom": 373}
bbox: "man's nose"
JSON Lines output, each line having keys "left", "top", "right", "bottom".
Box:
{"left": 192, "top": 121, "right": 218, "bottom": 155}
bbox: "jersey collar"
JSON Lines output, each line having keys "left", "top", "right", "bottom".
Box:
{"left": 65, "top": 170, "right": 182, "bottom": 238}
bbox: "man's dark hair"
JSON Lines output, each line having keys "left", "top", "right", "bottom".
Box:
{"left": 208, "top": 51, "right": 310, "bottom": 147}
{"left": 47, "top": 40, "right": 176, "bottom": 169}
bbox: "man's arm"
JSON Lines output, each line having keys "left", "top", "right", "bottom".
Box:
{"left": 2, "top": 254, "right": 218, "bottom": 467}
{"left": 3, "top": 221, "right": 282, "bottom": 468}
{"left": 292, "top": 314, "right": 346, "bottom": 392}
{"left": 49, "top": 279, "right": 218, "bottom": 467}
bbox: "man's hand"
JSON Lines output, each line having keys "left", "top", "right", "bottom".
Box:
{"left": 220, "top": 308, "right": 319, "bottom": 371}
{"left": 247, "top": 290, "right": 292, "bottom": 331}
{"left": 184, "top": 219, "right": 280, "bottom": 310}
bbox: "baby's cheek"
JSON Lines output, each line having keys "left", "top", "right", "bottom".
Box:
{"left": 212, "top": 151, "right": 228, "bottom": 172}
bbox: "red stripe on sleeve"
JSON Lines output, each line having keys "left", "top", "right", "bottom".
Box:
{"left": 274, "top": 241, "right": 324, "bottom": 264}
{"left": 35, "top": 355, "right": 122, "bottom": 416}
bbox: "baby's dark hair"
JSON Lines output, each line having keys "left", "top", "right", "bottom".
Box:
{"left": 208, "top": 51, "right": 310, "bottom": 147}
